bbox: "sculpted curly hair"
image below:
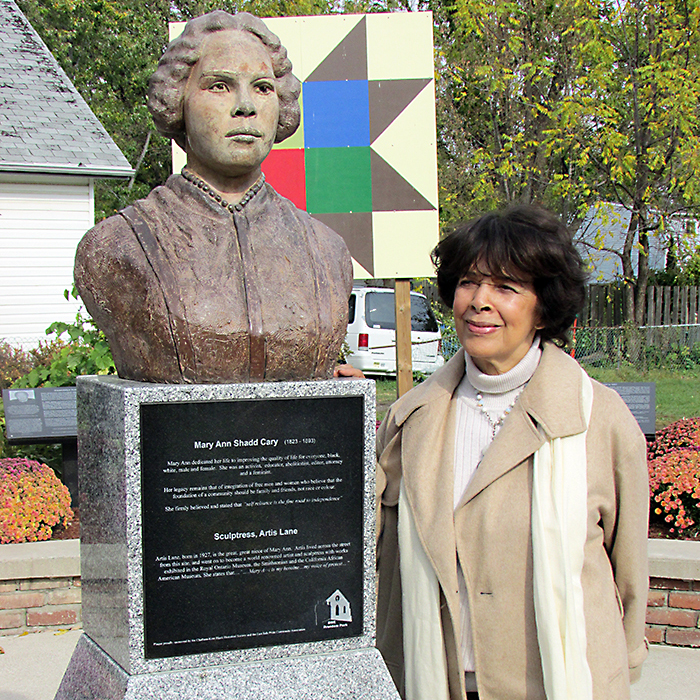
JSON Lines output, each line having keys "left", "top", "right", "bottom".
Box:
{"left": 147, "top": 11, "right": 301, "bottom": 150}
{"left": 431, "top": 205, "right": 588, "bottom": 347}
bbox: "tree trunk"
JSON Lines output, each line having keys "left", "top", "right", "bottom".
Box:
{"left": 621, "top": 215, "right": 638, "bottom": 324}
{"left": 635, "top": 227, "right": 650, "bottom": 326}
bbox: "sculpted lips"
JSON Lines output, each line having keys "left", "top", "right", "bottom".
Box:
{"left": 226, "top": 127, "right": 263, "bottom": 142}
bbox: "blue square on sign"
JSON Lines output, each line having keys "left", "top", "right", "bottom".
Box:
{"left": 302, "top": 80, "right": 370, "bottom": 148}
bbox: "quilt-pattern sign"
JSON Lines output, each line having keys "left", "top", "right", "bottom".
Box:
{"left": 171, "top": 12, "right": 438, "bottom": 279}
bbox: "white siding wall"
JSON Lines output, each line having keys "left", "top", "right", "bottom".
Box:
{"left": 0, "top": 177, "right": 94, "bottom": 347}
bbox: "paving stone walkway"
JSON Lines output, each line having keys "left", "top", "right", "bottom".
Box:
{"left": 0, "top": 630, "right": 698, "bottom": 700}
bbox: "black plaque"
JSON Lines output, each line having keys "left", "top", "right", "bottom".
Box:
{"left": 2, "top": 387, "right": 77, "bottom": 441}
{"left": 604, "top": 382, "right": 656, "bottom": 436}
{"left": 140, "top": 395, "right": 365, "bottom": 658}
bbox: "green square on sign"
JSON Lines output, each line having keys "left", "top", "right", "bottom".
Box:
{"left": 305, "top": 147, "right": 372, "bottom": 214}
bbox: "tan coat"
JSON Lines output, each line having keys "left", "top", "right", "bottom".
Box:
{"left": 376, "top": 343, "right": 649, "bottom": 700}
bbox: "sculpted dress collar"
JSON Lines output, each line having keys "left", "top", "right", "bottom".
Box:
{"left": 75, "top": 174, "right": 353, "bottom": 383}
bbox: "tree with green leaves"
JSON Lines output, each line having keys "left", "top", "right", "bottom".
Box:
{"left": 433, "top": 0, "right": 700, "bottom": 324}
{"left": 17, "top": 0, "right": 172, "bottom": 219}
{"left": 21, "top": 0, "right": 700, "bottom": 325}
{"left": 549, "top": 0, "right": 700, "bottom": 323}
{"left": 433, "top": 0, "right": 597, "bottom": 223}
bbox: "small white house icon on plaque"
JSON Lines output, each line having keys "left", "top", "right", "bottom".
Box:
{"left": 326, "top": 589, "right": 352, "bottom": 623}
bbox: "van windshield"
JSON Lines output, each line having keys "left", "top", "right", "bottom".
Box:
{"left": 365, "top": 292, "right": 438, "bottom": 332}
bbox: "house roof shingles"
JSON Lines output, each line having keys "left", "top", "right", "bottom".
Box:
{"left": 0, "top": 0, "right": 134, "bottom": 177}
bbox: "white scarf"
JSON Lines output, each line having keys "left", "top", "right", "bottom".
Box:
{"left": 398, "top": 367, "right": 594, "bottom": 700}
{"left": 532, "top": 368, "right": 594, "bottom": 700}
{"left": 398, "top": 479, "right": 450, "bottom": 700}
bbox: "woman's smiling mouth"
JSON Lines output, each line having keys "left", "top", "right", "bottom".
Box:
{"left": 466, "top": 319, "right": 501, "bottom": 334}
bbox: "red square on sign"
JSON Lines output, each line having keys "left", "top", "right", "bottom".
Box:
{"left": 261, "top": 149, "right": 306, "bottom": 210}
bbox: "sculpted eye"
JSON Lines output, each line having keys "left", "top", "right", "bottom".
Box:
{"left": 255, "top": 82, "right": 275, "bottom": 94}
{"left": 208, "top": 81, "right": 228, "bottom": 92}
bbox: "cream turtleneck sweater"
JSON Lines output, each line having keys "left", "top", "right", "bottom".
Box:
{"left": 453, "top": 338, "right": 542, "bottom": 673}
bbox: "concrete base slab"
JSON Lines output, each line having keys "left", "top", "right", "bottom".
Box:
{"left": 631, "top": 643, "right": 700, "bottom": 700}
{"left": 0, "top": 628, "right": 81, "bottom": 700}
{"left": 55, "top": 634, "right": 400, "bottom": 700}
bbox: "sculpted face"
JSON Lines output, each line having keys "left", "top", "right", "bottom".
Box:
{"left": 183, "top": 30, "right": 279, "bottom": 184}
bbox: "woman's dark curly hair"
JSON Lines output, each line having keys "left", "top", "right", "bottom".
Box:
{"left": 147, "top": 11, "right": 301, "bottom": 151}
{"left": 431, "top": 205, "right": 588, "bottom": 347}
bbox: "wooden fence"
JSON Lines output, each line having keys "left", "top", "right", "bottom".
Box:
{"left": 580, "top": 285, "right": 700, "bottom": 327}
{"left": 387, "top": 280, "right": 700, "bottom": 329}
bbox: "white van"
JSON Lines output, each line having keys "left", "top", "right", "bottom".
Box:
{"left": 344, "top": 286, "right": 445, "bottom": 377}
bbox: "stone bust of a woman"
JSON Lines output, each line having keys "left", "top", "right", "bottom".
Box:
{"left": 75, "top": 11, "right": 353, "bottom": 384}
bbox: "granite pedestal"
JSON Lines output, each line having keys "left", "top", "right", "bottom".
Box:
{"left": 56, "top": 376, "right": 399, "bottom": 700}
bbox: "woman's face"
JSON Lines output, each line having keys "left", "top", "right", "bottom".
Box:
{"left": 183, "top": 29, "right": 279, "bottom": 181}
{"left": 453, "top": 266, "right": 541, "bottom": 375}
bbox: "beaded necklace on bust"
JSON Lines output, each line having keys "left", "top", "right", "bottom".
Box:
{"left": 181, "top": 167, "right": 265, "bottom": 213}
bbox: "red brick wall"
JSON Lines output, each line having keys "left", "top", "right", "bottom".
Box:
{"left": 0, "top": 576, "right": 81, "bottom": 635}
{"left": 3, "top": 572, "right": 700, "bottom": 643}
{"left": 646, "top": 577, "right": 700, "bottom": 647}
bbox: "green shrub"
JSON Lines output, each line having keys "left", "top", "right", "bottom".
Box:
{"left": 0, "top": 338, "right": 75, "bottom": 390}
{"left": 0, "top": 458, "right": 73, "bottom": 543}
{"left": 13, "top": 309, "right": 115, "bottom": 389}
{"left": 1, "top": 294, "right": 114, "bottom": 475}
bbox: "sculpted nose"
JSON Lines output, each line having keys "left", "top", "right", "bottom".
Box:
{"left": 232, "top": 87, "right": 256, "bottom": 117}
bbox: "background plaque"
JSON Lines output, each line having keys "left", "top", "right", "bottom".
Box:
{"left": 2, "top": 386, "right": 79, "bottom": 504}
{"left": 604, "top": 381, "right": 656, "bottom": 436}
{"left": 2, "top": 386, "right": 77, "bottom": 441}
{"left": 140, "top": 395, "right": 364, "bottom": 658}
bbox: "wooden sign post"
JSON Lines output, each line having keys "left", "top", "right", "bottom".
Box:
{"left": 394, "top": 279, "right": 413, "bottom": 398}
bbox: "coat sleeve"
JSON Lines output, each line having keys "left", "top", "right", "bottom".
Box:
{"left": 376, "top": 410, "right": 399, "bottom": 551}
{"left": 602, "top": 390, "right": 650, "bottom": 682}
{"left": 376, "top": 409, "right": 406, "bottom": 528}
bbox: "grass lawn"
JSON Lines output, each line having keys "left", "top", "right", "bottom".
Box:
{"left": 375, "top": 368, "right": 700, "bottom": 430}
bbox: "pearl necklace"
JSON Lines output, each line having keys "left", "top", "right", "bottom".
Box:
{"left": 181, "top": 168, "right": 265, "bottom": 212}
{"left": 475, "top": 390, "right": 522, "bottom": 440}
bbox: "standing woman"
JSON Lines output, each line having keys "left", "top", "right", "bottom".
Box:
{"left": 376, "top": 206, "right": 648, "bottom": 700}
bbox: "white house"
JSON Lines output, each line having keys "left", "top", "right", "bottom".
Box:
{"left": 575, "top": 202, "right": 699, "bottom": 283}
{"left": 0, "top": 0, "right": 133, "bottom": 347}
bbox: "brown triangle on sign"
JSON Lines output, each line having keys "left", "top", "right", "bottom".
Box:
{"left": 306, "top": 17, "right": 367, "bottom": 82}
{"left": 371, "top": 150, "right": 435, "bottom": 212}
{"left": 313, "top": 212, "right": 373, "bottom": 276}
{"left": 369, "top": 79, "right": 431, "bottom": 143}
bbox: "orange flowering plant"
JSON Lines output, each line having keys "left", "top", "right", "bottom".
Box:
{"left": 0, "top": 458, "right": 73, "bottom": 544}
{"left": 647, "top": 417, "right": 700, "bottom": 461}
{"left": 648, "top": 418, "right": 700, "bottom": 536}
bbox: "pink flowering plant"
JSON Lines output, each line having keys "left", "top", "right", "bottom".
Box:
{"left": 0, "top": 458, "right": 73, "bottom": 544}
{"left": 648, "top": 418, "right": 700, "bottom": 537}
{"left": 647, "top": 417, "right": 700, "bottom": 461}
